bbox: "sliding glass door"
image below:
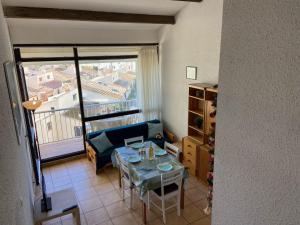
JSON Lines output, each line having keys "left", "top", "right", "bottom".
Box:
{"left": 14, "top": 45, "right": 146, "bottom": 163}
{"left": 22, "top": 61, "right": 84, "bottom": 160}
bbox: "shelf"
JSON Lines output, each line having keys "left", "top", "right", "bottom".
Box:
{"left": 188, "top": 125, "right": 204, "bottom": 134}
{"left": 206, "top": 87, "right": 218, "bottom": 93}
{"left": 189, "top": 135, "right": 204, "bottom": 143}
{"left": 189, "top": 95, "right": 204, "bottom": 101}
{"left": 189, "top": 110, "right": 204, "bottom": 117}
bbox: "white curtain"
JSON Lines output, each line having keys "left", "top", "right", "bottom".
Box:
{"left": 137, "top": 46, "right": 161, "bottom": 121}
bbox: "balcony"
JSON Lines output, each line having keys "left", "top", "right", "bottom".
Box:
{"left": 34, "top": 99, "right": 141, "bottom": 160}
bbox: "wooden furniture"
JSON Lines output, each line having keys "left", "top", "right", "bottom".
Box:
{"left": 148, "top": 168, "right": 184, "bottom": 224}
{"left": 185, "top": 83, "right": 218, "bottom": 185}
{"left": 34, "top": 188, "right": 80, "bottom": 225}
{"left": 124, "top": 136, "right": 144, "bottom": 146}
{"left": 85, "top": 120, "right": 176, "bottom": 173}
{"left": 86, "top": 141, "right": 97, "bottom": 171}
{"left": 114, "top": 141, "right": 186, "bottom": 224}
{"left": 182, "top": 137, "right": 200, "bottom": 176}
{"left": 199, "top": 145, "right": 211, "bottom": 185}
{"left": 115, "top": 153, "right": 136, "bottom": 209}
{"left": 164, "top": 142, "right": 180, "bottom": 159}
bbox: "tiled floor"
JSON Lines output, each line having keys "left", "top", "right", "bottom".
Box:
{"left": 42, "top": 158, "right": 211, "bottom": 225}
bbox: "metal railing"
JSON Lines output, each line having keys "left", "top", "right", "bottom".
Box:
{"left": 35, "top": 99, "right": 139, "bottom": 145}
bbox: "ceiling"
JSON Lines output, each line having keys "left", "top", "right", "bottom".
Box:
{"left": 3, "top": 0, "right": 192, "bottom": 34}
{"left": 2, "top": 0, "right": 188, "bottom": 16}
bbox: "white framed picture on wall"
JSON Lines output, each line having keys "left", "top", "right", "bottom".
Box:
{"left": 186, "top": 66, "right": 197, "bottom": 80}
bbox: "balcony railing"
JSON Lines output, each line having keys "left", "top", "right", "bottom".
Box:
{"left": 34, "top": 99, "right": 141, "bottom": 145}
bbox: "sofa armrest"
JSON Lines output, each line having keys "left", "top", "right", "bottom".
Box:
{"left": 86, "top": 141, "right": 96, "bottom": 158}
{"left": 163, "top": 128, "right": 176, "bottom": 143}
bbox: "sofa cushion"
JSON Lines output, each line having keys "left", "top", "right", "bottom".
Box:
{"left": 86, "top": 120, "right": 161, "bottom": 141}
{"left": 147, "top": 122, "right": 163, "bottom": 138}
{"left": 90, "top": 132, "right": 113, "bottom": 154}
{"left": 107, "top": 123, "right": 148, "bottom": 146}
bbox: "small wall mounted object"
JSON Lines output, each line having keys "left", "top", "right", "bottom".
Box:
{"left": 186, "top": 66, "right": 197, "bottom": 80}
{"left": 3, "top": 61, "right": 23, "bottom": 144}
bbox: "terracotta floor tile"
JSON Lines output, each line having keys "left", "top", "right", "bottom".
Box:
{"left": 52, "top": 176, "right": 72, "bottom": 188}
{"left": 80, "top": 197, "right": 103, "bottom": 213}
{"left": 43, "top": 217, "right": 62, "bottom": 225}
{"left": 194, "top": 198, "right": 209, "bottom": 211}
{"left": 111, "top": 213, "right": 138, "bottom": 225}
{"left": 182, "top": 204, "right": 206, "bottom": 223}
{"left": 131, "top": 208, "right": 158, "bottom": 223}
{"left": 99, "top": 191, "right": 122, "bottom": 206}
{"left": 164, "top": 211, "right": 188, "bottom": 225}
{"left": 71, "top": 172, "right": 90, "bottom": 182}
{"left": 190, "top": 216, "right": 211, "bottom": 225}
{"left": 73, "top": 179, "right": 94, "bottom": 191}
{"left": 185, "top": 187, "right": 206, "bottom": 203}
{"left": 44, "top": 158, "right": 209, "bottom": 225}
{"left": 61, "top": 214, "right": 87, "bottom": 225}
{"left": 94, "top": 182, "right": 115, "bottom": 195}
{"left": 85, "top": 208, "right": 110, "bottom": 225}
{"left": 54, "top": 183, "right": 73, "bottom": 192}
{"left": 76, "top": 187, "right": 98, "bottom": 201}
{"left": 105, "top": 201, "right": 130, "bottom": 218}
{"left": 91, "top": 176, "right": 110, "bottom": 186}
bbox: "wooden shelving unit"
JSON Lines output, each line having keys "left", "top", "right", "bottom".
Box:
{"left": 188, "top": 83, "right": 216, "bottom": 144}
{"left": 184, "top": 83, "right": 218, "bottom": 186}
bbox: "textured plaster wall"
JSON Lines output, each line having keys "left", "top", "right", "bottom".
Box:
{"left": 213, "top": 1, "right": 300, "bottom": 225}
{"left": 8, "top": 22, "right": 158, "bottom": 44}
{"left": 0, "top": 1, "right": 34, "bottom": 224}
{"left": 159, "top": 0, "right": 223, "bottom": 139}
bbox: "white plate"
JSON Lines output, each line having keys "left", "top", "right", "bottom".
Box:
{"left": 155, "top": 149, "right": 167, "bottom": 156}
{"left": 127, "top": 156, "right": 141, "bottom": 163}
{"left": 130, "top": 143, "right": 145, "bottom": 149}
{"left": 157, "top": 163, "right": 173, "bottom": 172}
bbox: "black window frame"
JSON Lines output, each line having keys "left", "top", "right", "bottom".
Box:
{"left": 13, "top": 43, "right": 155, "bottom": 163}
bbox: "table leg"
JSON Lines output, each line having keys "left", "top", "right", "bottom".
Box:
{"left": 118, "top": 168, "right": 122, "bottom": 188}
{"left": 73, "top": 207, "right": 81, "bottom": 225}
{"left": 143, "top": 201, "right": 147, "bottom": 224}
{"left": 180, "top": 181, "right": 185, "bottom": 209}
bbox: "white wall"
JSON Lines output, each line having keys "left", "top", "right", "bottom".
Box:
{"left": 159, "top": 0, "right": 223, "bottom": 139}
{"left": 0, "top": 1, "right": 34, "bottom": 225}
{"left": 213, "top": 1, "right": 300, "bottom": 225}
{"left": 8, "top": 19, "right": 159, "bottom": 44}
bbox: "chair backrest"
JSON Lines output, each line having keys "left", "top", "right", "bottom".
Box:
{"left": 160, "top": 168, "right": 184, "bottom": 196}
{"left": 164, "top": 142, "right": 180, "bottom": 159}
{"left": 116, "top": 153, "right": 131, "bottom": 181}
{"left": 124, "top": 136, "right": 144, "bottom": 146}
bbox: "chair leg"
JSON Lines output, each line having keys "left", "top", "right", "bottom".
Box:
{"left": 121, "top": 179, "right": 125, "bottom": 201}
{"left": 177, "top": 193, "right": 181, "bottom": 216}
{"left": 162, "top": 199, "right": 166, "bottom": 224}
{"left": 130, "top": 187, "right": 133, "bottom": 209}
{"left": 147, "top": 192, "right": 150, "bottom": 210}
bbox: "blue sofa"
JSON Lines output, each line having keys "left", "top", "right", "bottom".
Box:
{"left": 86, "top": 120, "right": 174, "bottom": 172}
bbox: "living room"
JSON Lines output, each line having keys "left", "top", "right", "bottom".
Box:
{"left": 0, "top": 1, "right": 299, "bottom": 225}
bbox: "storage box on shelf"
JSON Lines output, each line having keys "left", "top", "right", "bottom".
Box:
{"left": 184, "top": 83, "right": 218, "bottom": 185}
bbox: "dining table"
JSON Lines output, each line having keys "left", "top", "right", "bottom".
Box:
{"left": 112, "top": 141, "right": 188, "bottom": 224}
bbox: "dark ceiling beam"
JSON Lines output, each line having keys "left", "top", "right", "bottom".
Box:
{"left": 172, "top": 0, "right": 203, "bottom": 2}
{"left": 3, "top": 6, "right": 175, "bottom": 24}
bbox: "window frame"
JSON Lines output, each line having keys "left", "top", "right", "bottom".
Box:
{"left": 14, "top": 45, "right": 147, "bottom": 163}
